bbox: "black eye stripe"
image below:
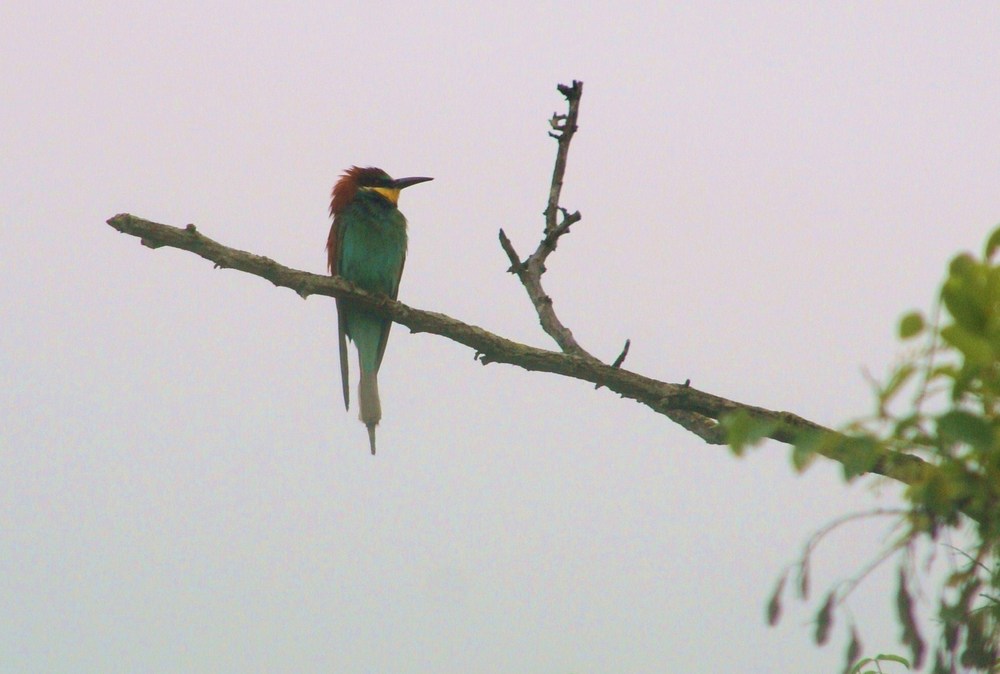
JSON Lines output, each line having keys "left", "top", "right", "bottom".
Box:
{"left": 359, "top": 174, "right": 393, "bottom": 188}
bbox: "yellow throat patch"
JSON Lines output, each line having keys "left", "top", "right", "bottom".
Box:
{"left": 366, "top": 186, "right": 401, "bottom": 205}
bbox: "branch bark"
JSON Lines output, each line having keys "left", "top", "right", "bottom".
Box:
{"left": 499, "top": 81, "right": 590, "bottom": 358}
{"left": 105, "top": 212, "right": 932, "bottom": 489}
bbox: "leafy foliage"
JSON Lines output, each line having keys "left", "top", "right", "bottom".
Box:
{"left": 729, "top": 226, "right": 1000, "bottom": 672}
{"left": 850, "top": 652, "right": 911, "bottom": 674}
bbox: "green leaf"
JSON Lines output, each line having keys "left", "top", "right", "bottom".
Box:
{"left": 949, "top": 252, "right": 978, "bottom": 280}
{"left": 815, "top": 592, "right": 834, "bottom": 645}
{"left": 898, "top": 311, "right": 925, "bottom": 339}
{"left": 842, "top": 626, "right": 862, "bottom": 674}
{"left": 722, "top": 410, "right": 779, "bottom": 456}
{"left": 879, "top": 363, "right": 917, "bottom": 408}
{"left": 896, "top": 569, "right": 926, "bottom": 668}
{"left": 942, "top": 255, "right": 988, "bottom": 332}
{"left": 850, "top": 658, "right": 873, "bottom": 674}
{"left": 928, "top": 363, "right": 959, "bottom": 380}
{"left": 940, "top": 324, "right": 993, "bottom": 366}
{"left": 798, "top": 560, "right": 810, "bottom": 600}
{"left": 987, "top": 265, "right": 1000, "bottom": 311}
{"left": 791, "top": 442, "right": 817, "bottom": 473}
{"left": 936, "top": 410, "right": 995, "bottom": 452}
{"left": 766, "top": 572, "right": 786, "bottom": 626}
{"left": 984, "top": 226, "right": 1000, "bottom": 260}
{"left": 892, "top": 413, "right": 924, "bottom": 439}
{"left": 875, "top": 653, "right": 911, "bottom": 668}
{"left": 839, "top": 435, "right": 881, "bottom": 480}
{"left": 791, "top": 428, "right": 832, "bottom": 473}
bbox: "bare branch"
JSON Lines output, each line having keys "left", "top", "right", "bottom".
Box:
{"left": 545, "top": 81, "right": 582, "bottom": 234}
{"left": 541, "top": 209, "right": 582, "bottom": 252}
{"left": 594, "top": 339, "right": 631, "bottom": 390}
{"left": 501, "top": 80, "right": 594, "bottom": 359}
{"left": 497, "top": 228, "right": 523, "bottom": 274}
{"left": 106, "top": 212, "right": 935, "bottom": 491}
{"left": 611, "top": 339, "right": 631, "bottom": 369}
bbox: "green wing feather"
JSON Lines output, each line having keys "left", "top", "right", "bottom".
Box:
{"left": 328, "top": 212, "right": 351, "bottom": 410}
{"left": 372, "top": 248, "right": 405, "bottom": 373}
{"left": 330, "top": 191, "right": 408, "bottom": 394}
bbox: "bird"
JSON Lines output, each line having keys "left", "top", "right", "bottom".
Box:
{"left": 326, "top": 166, "right": 433, "bottom": 454}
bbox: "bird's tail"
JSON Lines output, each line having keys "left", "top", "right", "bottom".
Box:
{"left": 358, "top": 369, "right": 381, "bottom": 455}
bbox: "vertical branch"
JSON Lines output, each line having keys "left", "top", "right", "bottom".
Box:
{"left": 498, "top": 80, "right": 592, "bottom": 359}
{"left": 544, "top": 80, "right": 583, "bottom": 234}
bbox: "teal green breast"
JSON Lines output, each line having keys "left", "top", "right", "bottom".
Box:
{"left": 339, "top": 191, "right": 408, "bottom": 295}
{"left": 339, "top": 192, "right": 407, "bottom": 373}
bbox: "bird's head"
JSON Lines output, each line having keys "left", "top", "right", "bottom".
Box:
{"left": 329, "top": 166, "right": 433, "bottom": 216}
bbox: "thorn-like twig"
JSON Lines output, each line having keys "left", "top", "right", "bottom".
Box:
{"left": 541, "top": 210, "right": 582, "bottom": 252}
{"left": 498, "top": 228, "right": 524, "bottom": 274}
{"left": 611, "top": 339, "right": 631, "bottom": 369}
{"left": 595, "top": 340, "right": 631, "bottom": 390}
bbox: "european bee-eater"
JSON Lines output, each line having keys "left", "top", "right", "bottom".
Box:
{"left": 327, "top": 166, "right": 433, "bottom": 454}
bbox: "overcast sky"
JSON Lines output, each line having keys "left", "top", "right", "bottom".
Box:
{"left": 3, "top": 2, "right": 999, "bottom": 673}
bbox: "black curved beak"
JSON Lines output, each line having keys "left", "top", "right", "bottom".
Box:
{"left": 392, "top": 176, "right": 434, "bottom": 190}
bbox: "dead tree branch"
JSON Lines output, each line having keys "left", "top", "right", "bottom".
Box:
{"left": 499, "top": 82, "right": 720, "bottom": 434}
{"left": 499, "top": 81, "right": 591, "bottom": 358}
{"left": 106, "top": 212, "right": 932, "bottom": 490}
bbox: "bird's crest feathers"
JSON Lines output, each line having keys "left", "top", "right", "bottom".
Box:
{"left": 329, "top": 166, "right": 395, "bottom": 216}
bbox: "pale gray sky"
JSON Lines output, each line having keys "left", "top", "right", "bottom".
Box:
{"left": 3, "top": 2, "right": 999, "bottom": 673}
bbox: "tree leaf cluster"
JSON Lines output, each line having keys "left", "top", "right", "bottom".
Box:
{"left": 731, "top": 227, "right": 1000, "bottom": 672}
